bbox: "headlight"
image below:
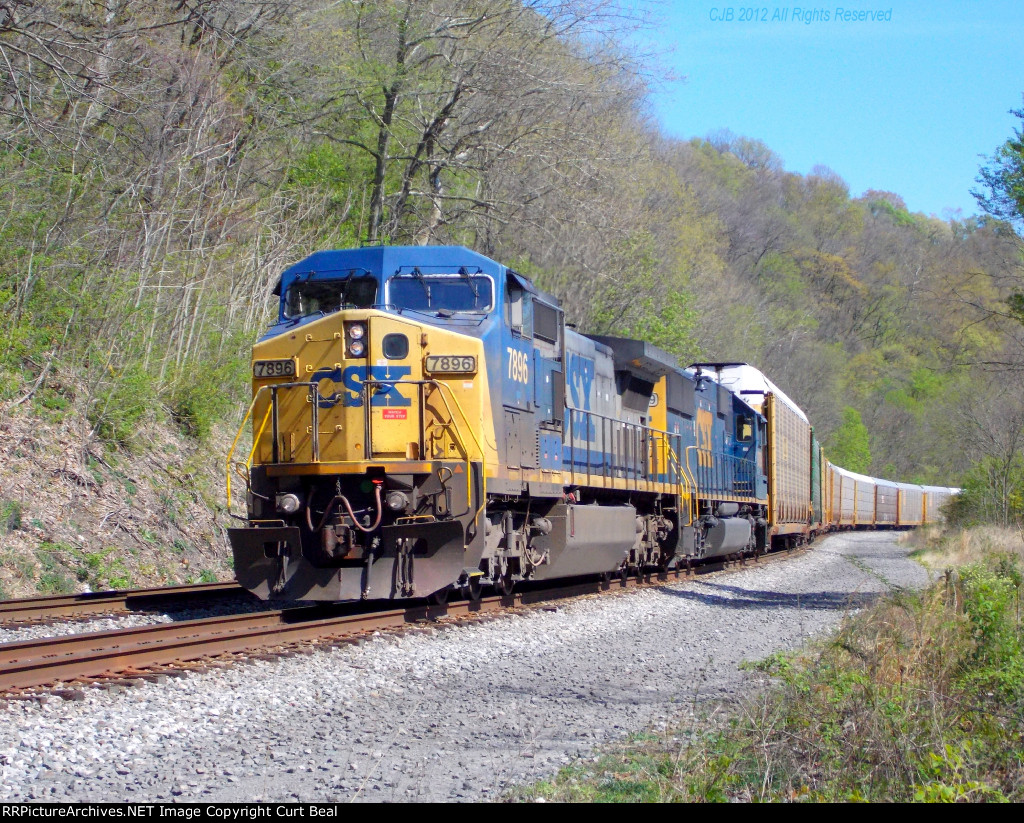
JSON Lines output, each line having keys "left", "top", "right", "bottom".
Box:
{"left": 348, "top": 323, "right": 365, "bottom": 340}
{"left": 348, "top": 339, "right": 366, "bottom": 357}
{"left": 276, "top": 493, "right": 302, "bottom": 514}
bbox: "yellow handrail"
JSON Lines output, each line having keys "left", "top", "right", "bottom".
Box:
{"left": 225, "top": 386, "right": 272, "bottom": 518}
{"left": 665, "top": 443, "right": 696, "bottom": 527}
{"left": 425, "top": 379, "right": 487, "bottom": 521}
{"left": 250, "top": 404, "right": 274, "bottom": 465}
{"left": 227, "top": 378, "right": 489, "bottom": 526}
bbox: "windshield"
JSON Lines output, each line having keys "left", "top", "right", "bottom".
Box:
{"left": 388, "top": 273, "right": 493, "bottom": 314}
{"left": 283, "top": 277, "right": 378, "bottom": 319}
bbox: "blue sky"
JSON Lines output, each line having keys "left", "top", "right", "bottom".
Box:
{"left": 633, "top": 1, "right": 1024, "bottom": 219}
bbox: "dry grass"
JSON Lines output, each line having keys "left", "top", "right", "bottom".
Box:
{"left": 907, "top": 523, "right": 1024, "bottom": 570}
{"left": 517, "top": 526, "right": 1024, "bottom": 803}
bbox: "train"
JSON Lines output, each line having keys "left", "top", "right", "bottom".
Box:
{"left": 225, "top": 245, "right": 957, "bottom": 602}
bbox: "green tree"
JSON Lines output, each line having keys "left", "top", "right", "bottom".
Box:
{"left": 974, "top": 100, "right": 1024, "bottom": 334}
{"left": 973, "top": 101, "right": 1024, "bottom": 234}
{"left": 949, "top": 455, "right": 1024, "bottom": 527}
{"left": 949, "top": 379, "right": 1024, "bottom": 526}
{"left": 827, "top": 406, "right": 871, "bottom": 473}
{"left": 291, "top": 0, "right": 646, "bottom": 245}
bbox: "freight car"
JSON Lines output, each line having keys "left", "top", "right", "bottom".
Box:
{"left": 225, "top": 246, "right": 955, "bottom": 602}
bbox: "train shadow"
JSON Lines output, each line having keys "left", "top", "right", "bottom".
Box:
{"left": 656, "top": 581, "right": 879, "bottom": 612}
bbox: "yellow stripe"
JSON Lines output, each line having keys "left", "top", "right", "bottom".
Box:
{"left": 268, "top": 461, "right": 439, "bottom": 476}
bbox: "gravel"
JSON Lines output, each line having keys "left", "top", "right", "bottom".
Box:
{"left": 0, "top": 531, "right": 932, "bottom": 802}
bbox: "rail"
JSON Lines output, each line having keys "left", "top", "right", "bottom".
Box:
{"left": 0, "top": 549, "right": 812, "bottom": 693}
{"left": 564, "top": 406, "right": 692, "bottom": 495}
{"left": 0, "top": 582, "right": 242, "bottom": 625}
{"left": 684, "top": 446, "right": 758, "bottom": 502}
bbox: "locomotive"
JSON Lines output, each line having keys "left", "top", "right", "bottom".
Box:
{"left": 225, "top": 246, "right": 956, "bottom": 602}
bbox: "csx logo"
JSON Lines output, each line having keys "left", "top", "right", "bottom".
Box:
{"left": 313, "top": 365, "right": 411, "bottom": 408}
{"left": 567, "top": 352, "right": 596, "bottom": 439}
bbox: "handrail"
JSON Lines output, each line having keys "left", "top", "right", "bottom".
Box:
{"left": 563, "top": 407, "right": 703, "bottom": 527}
{"left": 226, "top": 393, "right": 262, "bottom": 517}
{"left": 226, "top": 385, "right": 276, "bottom": 519}
{"left": 664, "top": 441, "right": 696, "bottom": 527}
{"left": 248, "top": 404, "right": 274, "bottom": 474}
{"left": 425, "top": 379, "right": 488, "bottom": 522}
{"left": 565, "top": 406, "right": 695, "bottom": 495}
{"left": 226, "top": 377, "right": 489, "bottom": 525}
{"left": 684, "top": 446, "right": 758, "bottom": 503}
{"left": 226, "top": 381, "right": 320, "bottom": 518}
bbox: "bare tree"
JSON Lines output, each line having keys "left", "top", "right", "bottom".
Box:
{"left": 282, "top": 0, "right": 647, "bottom": 245}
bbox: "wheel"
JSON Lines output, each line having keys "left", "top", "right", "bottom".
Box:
{"left": 493, "top": 556, "right": 515, "bottom": 596}
{"left": 460, "top": 576, "right": 482, "bottom": 602}
{"left": 494, "top": 572, "right": 514, "bottom": 596}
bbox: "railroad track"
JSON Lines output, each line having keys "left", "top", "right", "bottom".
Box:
{"left": 0, "top": 581, "right": 245, "bottom": 626}
{"left": 0, "top": 546, "right": 808, "bottom": 695}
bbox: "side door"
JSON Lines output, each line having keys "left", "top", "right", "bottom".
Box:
{"left": 502, "top": 277, "right": 536, "bottom": 473}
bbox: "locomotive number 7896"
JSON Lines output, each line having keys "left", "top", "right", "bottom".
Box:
{"left": 506, "top": 347, "right": 530, "bottom": 384}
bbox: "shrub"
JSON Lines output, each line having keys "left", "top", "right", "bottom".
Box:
{"left": 88, "top": 365, "right": 159, "bottom": 448}
{"left": 38, "top": 572, "right": 75, "bottom": 594}
{"left": 167, "top": 355, "right": 249, "bottom": 441}
{"left": 520, "top": 535, "right": 1024, "bottom": 802}
{"left": 949, "top": 455, "right": 1024, "bottom": 528}
{"left": 0, "top": 500, "right": 22, "bottom": 532}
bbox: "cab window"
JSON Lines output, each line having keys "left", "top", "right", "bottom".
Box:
{"left": 284, "top": 277, "right": 377, "bottom": 319}
{"left": 506, "top": 283, "right": 533, "bottom": 337}
{"left": 388, "top": 271, "right": 493, "bottom": 313}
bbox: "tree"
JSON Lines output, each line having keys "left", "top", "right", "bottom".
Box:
{"left": 827, "top": 406, "right": 871, "bottom": 474}
{"left": 948, "top": 379, "right": 1024, "bottom": 527}
{"left": 0, "top": 0, "right": 306, "bottom": 441}
{"left": 973, "top": 101, "right": 1024, "bottom": 235}
{"left": 973, "top": 99, "right": 1024, "bottom": 331}
{"left": 963, "top": 99, "right": 1024, "bottom": 374}
{"left": 286, "top": 0, "right": 646, "bottom": 246}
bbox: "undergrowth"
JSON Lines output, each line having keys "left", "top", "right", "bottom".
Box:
{"left": 516, "top": 528, "right": 1024, "bottom": 802}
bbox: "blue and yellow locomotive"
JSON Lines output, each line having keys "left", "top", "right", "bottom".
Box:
{"left": 226, "top": 246, "right": 770, "bottom": 601}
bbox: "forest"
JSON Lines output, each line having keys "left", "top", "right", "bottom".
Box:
{"left": 1, "top": 0, "right": 1023, "bottom": 558}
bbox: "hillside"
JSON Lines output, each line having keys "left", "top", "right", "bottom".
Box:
{"left": 0, "top": 399, "right": 231, "bottom": 599}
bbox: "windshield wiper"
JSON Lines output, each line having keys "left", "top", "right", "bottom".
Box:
{"left": 337, "top": 275, "right": 358, "bottom": 308}
{"left": 410, "top": 267, "right": 431, "bottom": 308}
{"left": 458, "top": 266, "right": 480, "bottom": 303}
